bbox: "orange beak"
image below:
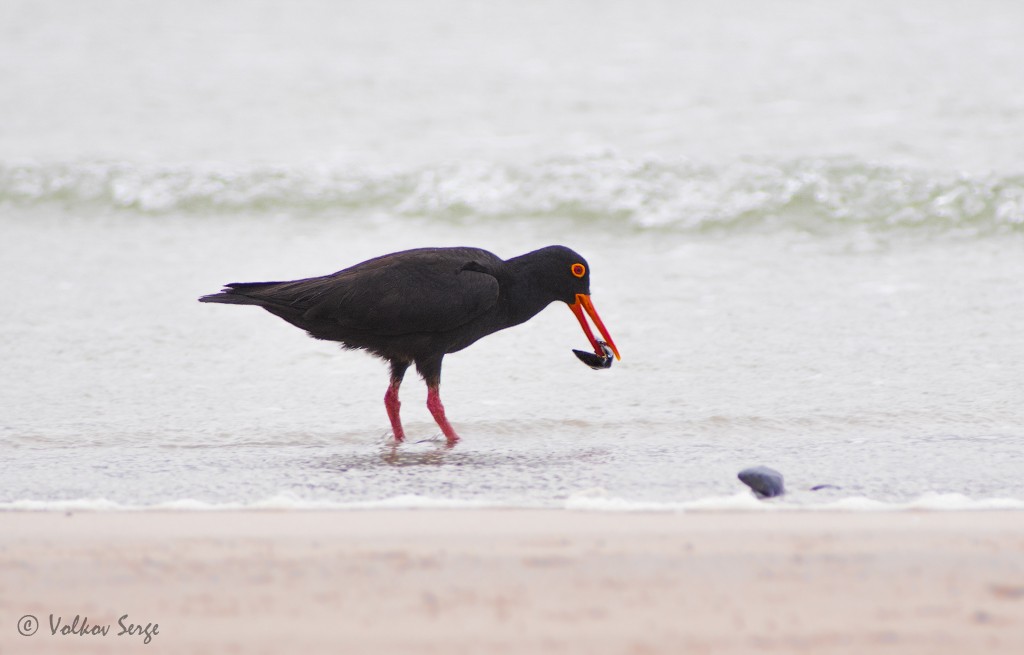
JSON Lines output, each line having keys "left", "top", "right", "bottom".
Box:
{"left": 568, "top": 294, "right": 621, "bottom": 361}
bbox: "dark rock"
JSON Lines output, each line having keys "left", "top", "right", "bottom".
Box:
{"left": 738, "top": 466, "right": 785, "bottom": 498}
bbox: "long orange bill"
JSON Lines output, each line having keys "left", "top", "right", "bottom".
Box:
{"left": 569, "top": 294, "right": 621, "bottom": 360}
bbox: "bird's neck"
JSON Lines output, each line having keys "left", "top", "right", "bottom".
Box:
{"left": 501, "top": 254, "right": 560, "bottom": 325}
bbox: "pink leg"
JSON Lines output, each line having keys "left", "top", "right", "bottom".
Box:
{"left": 384, "top": 381, "right": 405, "bottom": 442}
{"left": 426, "top": 385, "right": 460, "bottom": 445}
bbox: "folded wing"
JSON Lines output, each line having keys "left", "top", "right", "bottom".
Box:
{"left": 216, "top": 248, "right": 501, "bottom": 336}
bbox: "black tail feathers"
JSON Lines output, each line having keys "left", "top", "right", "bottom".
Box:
{"left": 198, "top": 291, "right": 258, "bottom": 305}
{"left": 198, "top": 281, "right": 282, "bottom": 305}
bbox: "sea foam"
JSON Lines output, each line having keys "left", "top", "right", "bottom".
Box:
{"left": 2, "top": 492, "right": 1022, "bottom": 513}
{"left": 2, "top": 156, "right": 1021, "bottom": 234}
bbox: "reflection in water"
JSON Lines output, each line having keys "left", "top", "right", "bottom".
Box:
{"left": 307, "top": 439, "right": 617, "bottom": 474}
{"left": 380, "top": 441, "right": 452, "bottom": 467}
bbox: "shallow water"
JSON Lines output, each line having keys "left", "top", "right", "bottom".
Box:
{"left": 2, "top": 0, "right": 1023, "bottom": 509}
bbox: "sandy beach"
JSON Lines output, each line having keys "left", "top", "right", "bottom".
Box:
{"left": 1, "top": 510, "right": 1021, "bottom": 654}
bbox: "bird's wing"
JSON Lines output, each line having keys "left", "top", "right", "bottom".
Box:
{"left": 257, "top": 249, "right": 501, "bottom": 336}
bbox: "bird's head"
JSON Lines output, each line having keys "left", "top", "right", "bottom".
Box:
{"left": 532, "top": 246, "right": 621, "bottom": 362}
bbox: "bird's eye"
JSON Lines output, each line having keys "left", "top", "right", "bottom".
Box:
{"left": 571, "top": 263, "right": 586, "bottom": 278}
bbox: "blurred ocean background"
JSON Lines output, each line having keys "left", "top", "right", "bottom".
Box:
{"left": 2, "top": 0, "right": 1023, "bottom": 509}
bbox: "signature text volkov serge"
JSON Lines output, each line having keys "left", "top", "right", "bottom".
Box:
{"left": 49, "top": 614, "right": 159, "bottom": 644}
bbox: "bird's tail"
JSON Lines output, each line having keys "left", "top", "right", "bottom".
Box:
{"left": 198, "top": 282, "right": 283, "bottom": 305}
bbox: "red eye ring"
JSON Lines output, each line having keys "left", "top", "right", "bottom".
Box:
{"left": 571, "top": 263, "right": 586, "bottom": 278}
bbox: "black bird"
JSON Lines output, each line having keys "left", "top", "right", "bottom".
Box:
{"left": 199, "top": 245, "right": 620, "bottom": 444}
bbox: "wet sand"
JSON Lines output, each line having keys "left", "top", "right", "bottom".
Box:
{"left": 1, "top": 510, "right": 1022, "bottom": 654}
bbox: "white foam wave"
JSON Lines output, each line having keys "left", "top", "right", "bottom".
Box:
{"left": 565, "top": 492, "right": 1024, "bottom": 512}
{"left": 2, "top": 492, "right": 1022, "bottom": 512}
{"left": 2, "top": 156, "right": 1022, "bottom": 233}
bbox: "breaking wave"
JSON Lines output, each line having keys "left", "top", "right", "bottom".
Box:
{"left": 2, "top": 155, "right": 1023, "bottom": 234}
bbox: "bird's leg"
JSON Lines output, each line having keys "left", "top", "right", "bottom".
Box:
{"left": 416, "top": 356, "right": 459, "bottom": 445}
{"left": 385, "top": 383, "right": 404, "bottom": 441}
{"left": 385, "top": 361, "right": 409, "bottom": 442}
{"left": 426, "top": 385, "right": 459, "bottom": 445}
{"left": 415, "top": 358, "right": 460, "bottom": 446}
